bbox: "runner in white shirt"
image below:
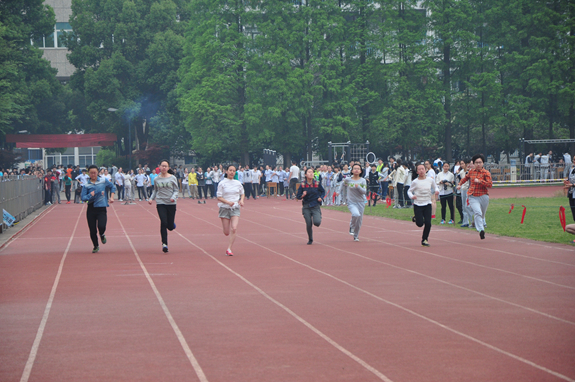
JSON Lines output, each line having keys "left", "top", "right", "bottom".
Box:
{"left": 287, "top": 161, "right": 300, "bottom": 200}
{"left": 217, "top": 165, "right": 245, "bottom": 256}
{"left": 408, "top": 163, "right": 439, "bottom": 247}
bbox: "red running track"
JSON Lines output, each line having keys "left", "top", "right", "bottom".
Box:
{"left": 1, "top": 196, "right": 574, "bottom": 382}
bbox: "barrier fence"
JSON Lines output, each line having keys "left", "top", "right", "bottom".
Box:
{"left": 0, "top": 176, "right": 43, "bottom": 233}
{"left": 484, "top": 163, "right": 570, "bottom": 184}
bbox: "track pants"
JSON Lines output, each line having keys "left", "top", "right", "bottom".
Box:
{"left": 302, "top": 205, "right": 322, "bottom": 241}
{"left": 468, "top": 194, "right": 489, "bottom": 232}
{"left": 156, "top": 204, "right": 176, "bottom": 245}
{"left": 414, "top": 203, "right": 432, "bottom": 242}
{"left": 86, "top": 204, "right": 107, "bottom": 248}
{"left": 347, "top": 200, "right": 365, "bottom": 239}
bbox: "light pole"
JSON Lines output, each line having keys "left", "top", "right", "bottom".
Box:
{"left": 107, "top": 108, "right": 131, "bottom": 170}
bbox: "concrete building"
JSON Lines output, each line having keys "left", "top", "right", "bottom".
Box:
{"left": 35, "top": 0, "right": 75, "bottom": 82}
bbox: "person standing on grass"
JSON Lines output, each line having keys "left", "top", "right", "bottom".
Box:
{"left": 454, "top": 160, "right": 465, "bottom": 224}
{"left": 296, "top": 167, "right": 325, "bottom": 245}
{"left": 457, "top": 154, "right": 492, "bottom": 240}
{"left": 81, "top": 165, "right": 116, "bottom": 253}
{"left": 408, "top": 163, "right": 438, "bottom": 247}
{"left": 149, "top": 160, "right": 179, "bottom": 253}
{"left": 367, "top": 164, "right": 379, "bottom": 207}
{"left": 564, "top": 156, "right": 575, "bottom": 221}
{"left": 437, "top": 162, "right": 455, "bottom": 225}
{"left": 343, "top": 163, "right": 367, "bottom": 242}
{"left": 217, "top": 165, "right": 245, "bottom": 256}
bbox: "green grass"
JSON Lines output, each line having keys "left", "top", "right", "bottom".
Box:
{"left": 326, "top": 196, "right": 574, "bottom": 245}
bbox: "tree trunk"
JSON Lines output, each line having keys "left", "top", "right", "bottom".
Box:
{"left": 443, "top": 43, "right": 452, "bottom": 162}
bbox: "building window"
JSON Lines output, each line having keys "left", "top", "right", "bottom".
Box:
{"left": 31, "top": 23, "right": 73, "bottom": 48}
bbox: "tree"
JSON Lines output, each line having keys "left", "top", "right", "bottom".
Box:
{"left": 66, "top": 0, "right": 188, "bottom": 164}
{"left": 0, "top": 0, "right": 68, "bottom": 140}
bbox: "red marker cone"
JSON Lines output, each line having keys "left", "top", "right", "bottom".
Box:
{"left": 521, "top": 205, "right": 527, "bottom": 224}
{"left": 559, "top": 206, "right": 566, "bottom": 232}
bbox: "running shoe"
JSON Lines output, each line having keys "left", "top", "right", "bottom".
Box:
{"left": 480, "top": 230, "right": 485, "bottom": 240}
{"left": 100, "top": 234, "right": 107, "bottom": 244}
{"left": 66, "top": 201, "right": 71, "bottom": 204}
{"left": 307, "top": 240, "right": 313, "bottom": 245}
{"left": 421, "top": 240, "right": 430, "bottom": 247}
{"left": 448, "top": 220, "right": 454, "bottom": 224}
{"left": 198, "top": 201, "right": 202, "bottom": 204}
{"left": 457, "top": 220, "right": 462, "bottom": 224}
{"left": 440, "top": 219, "right": 446, "bottom": 224}
{"left": 460, "top": 223, "right": 469, "bottom": 227}
{"left": 349, "top": 228, "right": 354, "bottom": 236}
{"left": 354, "top": 237, "right": 359, "bottom": 242}
{"left": 92, "top": 246, "right": 99, "bottom": 253}
{"left": 173, "top": 223, "right": 176, "bottom": 230}
{"left": 412, "top": 216, "right": 416, "bottom": 223}
{"left": 162, "top": 244, "right": 169, "bottom": 253}
{"left": 225, "top": 249, "right": 234, "bottom": 256}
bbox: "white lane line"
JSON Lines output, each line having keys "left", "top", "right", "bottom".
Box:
{"left": 19, "top": 204, "right": 84, "bottom": 382}
{"left": 136, "top": 204, "right": 393, "bottom": 381}
{"left": 240, "top": 213, "right": 575, "bottom": 325}
{"left": 174, "top": 229, "right": 394, "bottom": 382}
{"left": 111, "top": 206, "right": 208, "bottom": 382}
{"left": 258, "top": 208, "right": 575, "bottom": 290}
{"left": 177, "top": 206, "right": 575, "bottom": 382}
{"left": 237, "top": 235, "right": 575, "bottom": 382}
{"left": 324, "top": 213, "right": 575, "bottom": 267}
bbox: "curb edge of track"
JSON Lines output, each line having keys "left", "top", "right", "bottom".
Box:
{"left": 0, "top": 205, "right": 53, "bottom": 252}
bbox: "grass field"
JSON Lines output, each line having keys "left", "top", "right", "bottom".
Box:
{"left": 326, "top": 196, "right": 575, "bottom": 245}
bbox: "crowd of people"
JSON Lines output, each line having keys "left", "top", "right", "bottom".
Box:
{"left": 4, "top": 149, "right": 575, "bottom": 252}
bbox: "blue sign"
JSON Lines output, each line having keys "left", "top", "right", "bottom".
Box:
{"left": 3, "top": 209, "right": 15, "bottom": 227}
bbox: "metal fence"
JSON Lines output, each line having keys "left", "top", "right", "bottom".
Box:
{"left": 484, "top": 163, "right": 570, "bottom": 184}
{"left": 0, "top": 176, "right": 43, "bottom": 231}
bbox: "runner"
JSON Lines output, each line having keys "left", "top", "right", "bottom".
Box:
{"left": 148, "top": 160, "right": 179, "bottom": 253}
{"left": 457, "top": 154, "right": 492, "bottom": 240}
{"left": 217, "top": 165, "right": 245, "bottom": 256}
{"left": 296, "top": 167, "right": 326, "bottom": 245}
{"left": 408, "top": 163, "right": 438, "bottom": 247}
{"left": 343, "top": 163, "right": 367, "bottom": 242}
{"left": 81, "top": 165, "right": 116, "bottom": 253}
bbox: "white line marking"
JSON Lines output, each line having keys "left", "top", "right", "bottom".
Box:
{"left": 19, "top": 205, "right": 84, "bottom": 382}
{"left": 175, "top": 230, "right": 394, "bottom": 382}
{"left": 257, "top": 208, "right": 575, "bottom": 290}
{"left": 234, "top": 227, "right": 575, "bottom": 382}
{"left": 112, "top": 206, "right": 208, "bottom": 382}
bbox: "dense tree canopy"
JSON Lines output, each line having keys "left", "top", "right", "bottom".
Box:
{"left": 0, "top": 0, "right": 67, "bottom": 139}
{"left": 2, "top": 0, "right": 573, "bottom": 164}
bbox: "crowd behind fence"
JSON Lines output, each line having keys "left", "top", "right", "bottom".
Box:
{"left": 484, "top": 163, "right": 569, "bottom": 184}
{"left": 0, "top": 175, "right": 43, "bottom": 232}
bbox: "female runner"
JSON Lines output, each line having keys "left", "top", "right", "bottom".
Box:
{"left": 343, "top": 163, "right": 367, "bottom": 241}
{"left": 217, "top": 165, "right": 245, "bottom": 256}
{"left": 149, "top": 160, "right": 179, "bottom": 252}
{"left": 296, "top": 168, "right": 325, "bottom": 245}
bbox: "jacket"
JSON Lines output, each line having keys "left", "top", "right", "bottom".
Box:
{"left": 296, "top": 180, "right": 326, "bottom": 208}
{"left": 81, "top": 176, "right": 116, "bottom": 207}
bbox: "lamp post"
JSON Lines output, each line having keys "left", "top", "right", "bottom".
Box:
{"left": 107, "top": 108, "right": 131, "bottom": 170}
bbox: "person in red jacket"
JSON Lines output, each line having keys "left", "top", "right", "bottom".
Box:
{"left": 457, "top": 154, "right": 492, "bottom": 240}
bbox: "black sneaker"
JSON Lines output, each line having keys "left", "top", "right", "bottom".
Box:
{"left": 162, "top": 244, "right": 168, "bottom": 253}
{"left": 421, "top": 240, "right": 430, "bottom": 247}
{"left": 100, "top": 234, "right": 106, "bottom": 244}
{"left": 92, "top": 247, "right": 99, "bottom": 253}
{"left": 412, "top": 216, "right": 416, "bottom": 223}
{"left": 307, "top": 240, "right": 313, "bottom": 245}
{"left": 198, "top": 201, "right": 202, "bottom": 204}
{"left": 480, "top": 230, "right": 485, "bottom": 240}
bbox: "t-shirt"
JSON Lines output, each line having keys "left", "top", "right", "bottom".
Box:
{"left": 150, "top": 175, "right": 179, "bottom": 205}
{"left": 265, "top": 169, "right": 273, "bottom": 182}
{"left": 289, "top": 165, "right": 300, "bottom": 180}
{"left": 135, "top": 174, "right": 146, "bottom": 187}
{"left": 343, "top": 177, "right": 367, "bottom": 204}
{"left": 115, "top": 172, "right": 124, "bottom": 186}
{"left": 217, "top": 178, "right": 244, "bottom": 209}
{"left": 408, "top": 177, "right": 437, "bottom": 206}
{"left": 252, "top": 170, "right": 261, "bottom": 184}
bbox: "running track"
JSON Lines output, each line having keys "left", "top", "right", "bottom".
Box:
{"left": 1, "top": 195, "right": 574, "bottom": 382}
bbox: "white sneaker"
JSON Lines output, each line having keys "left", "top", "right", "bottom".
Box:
{"left": 354, "top": 237, "right": 359, "bottom": 242}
